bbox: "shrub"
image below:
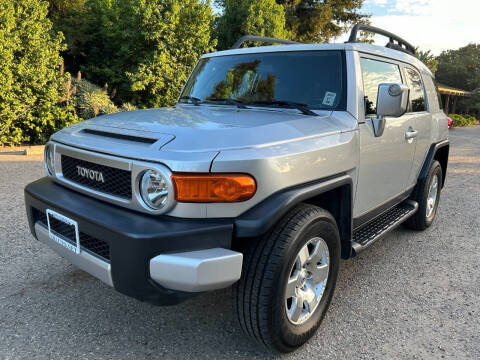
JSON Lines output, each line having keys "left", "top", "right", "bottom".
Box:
{"left": 68, "top": 72, "right": 137, "bottom": 119}
{"left": 449, "top": 113, "right": 477, "bottom": 127}
{"left": 51, "top": 0, "right": 216, "bottom": 109}
{"left": 0, "top": 0, "right": 79, "bottom": 145}
{"left": 74, "top": 76, "right": 119, "bottom": 119}
{"left": 121, "top": 103, "right": 137, "bottom": 112}
{"left": 127, "top": 0, "right": 217, "bottom": 108}
{"left": 462, "top": 114, "right": 477, "bottom": 124}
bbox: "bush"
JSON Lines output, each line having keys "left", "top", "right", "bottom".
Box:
{"left": 121, "top": 103, "right": 137, "bottom": 112}
{"left": 50, "top": 0, "right": 216, "bottom": 109}
{"left": 74, "top": 76, "right": 119, "bottom": 119}
{"left": 0, "top": 0, "right": 80, "bottom": 145}
{"left": 462, "top": 114, "right": 477, "bottom": 124}
{"left": 449, "top": 113, "right": 477, "bottom": 127}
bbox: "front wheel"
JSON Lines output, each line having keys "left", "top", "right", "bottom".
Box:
{"left": 232, "top": 204, "right": 341, "bottom": 353}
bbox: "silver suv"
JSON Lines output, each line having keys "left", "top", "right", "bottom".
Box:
{"left": 25, "top": 25, "right": 449, "bottom": 352}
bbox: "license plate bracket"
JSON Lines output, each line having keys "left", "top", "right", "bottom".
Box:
{"left": 46, "top": 209, "right": 80, "bottom": 254}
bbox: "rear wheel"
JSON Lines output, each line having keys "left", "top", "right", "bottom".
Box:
{"left": 233, "top": 204, "right": 340, "bottom": 353}
{"left": 405, "top": 160, "right": 443, "bottom": 230}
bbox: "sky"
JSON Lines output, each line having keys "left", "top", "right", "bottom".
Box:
{"left": 335, "top": 0, "right": 480, "bottom": 54}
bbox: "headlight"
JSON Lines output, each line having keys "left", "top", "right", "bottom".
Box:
{"left": 140, "top": 169, "right": 170, "bottom": 210}
{"left": 44, "top": 144, "right": 55, "bottom": 176}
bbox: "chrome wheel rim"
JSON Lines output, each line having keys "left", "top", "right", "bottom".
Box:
{"left": 426, "top": 174, "right": 439, "bottom": 219}
{"left": 285, "top": 237, "right": 330, "bottom": 325}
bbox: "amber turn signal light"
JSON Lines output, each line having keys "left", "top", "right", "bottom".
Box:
{"left": 172, "top": 173, "right": 256, "bottom": 202}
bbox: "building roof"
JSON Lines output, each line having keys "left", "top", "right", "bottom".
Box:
{"left": 437, "top": 83, "right": 472, "bottom": 97}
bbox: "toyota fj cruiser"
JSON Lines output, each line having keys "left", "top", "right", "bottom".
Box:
{"left": 25, "top": 24, "right": 449, "bottom": 352}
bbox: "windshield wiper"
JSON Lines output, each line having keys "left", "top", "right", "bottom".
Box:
{"left": 204, "top": 97, "right": 249, "bottom": 109}
{"left": 179, "top": 96, "right": 202, "bottom": 106}
{"left": 253, "top": 100, "right": 318, "bottom": 116}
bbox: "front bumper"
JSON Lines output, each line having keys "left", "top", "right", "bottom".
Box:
{"left": 25, "top": 178, "right": 241, "bottom": 305}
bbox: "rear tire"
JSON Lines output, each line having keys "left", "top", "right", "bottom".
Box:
{"left": 232, "top": 204, "right": 341, "bottom": 353}
{"left": 405, "top": 160, "right": 443, "bottom": 230}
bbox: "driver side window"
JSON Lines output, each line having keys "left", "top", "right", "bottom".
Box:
{"left": 360, "top": 58, "right": 402, "bottom": 116}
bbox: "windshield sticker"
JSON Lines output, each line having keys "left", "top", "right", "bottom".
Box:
{"left": 322, "top": 92, "right": 336, "bottom": 107}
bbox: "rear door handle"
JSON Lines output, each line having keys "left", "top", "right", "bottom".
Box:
{"left": 405, "top": 129, "right": 418, "bottom": 140}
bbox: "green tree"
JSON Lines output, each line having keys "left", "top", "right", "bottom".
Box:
{"left": 215, "top": 0, "right": 288, "bottom": 50}
{"left": 48, "top": 0, "right": 87, "bottom": 14}
{"left": 436, "top": 44, "right": 480, "bottom": 91}
{"left": 276, "top": 0, "right": 367, "bottom": 43}
{"left": 47, "top": 0, "right": 140, "bottom": 102}
{"left": 128, "top": 0, "right": 216, "bottom": 107}
{"left": 0, "top": 0, "right": 78, "bottom": 145}
{"left": 458, "top": 89, "right": 480, "bottom": 117}
{"left": 49, "top": 0, "right": 216, "bottom": 108}
{"left": 416, "top": 49, "right": 439, "bottom": 73}
{"left": 47, "top": 0, "right": 94, "bottom": 72}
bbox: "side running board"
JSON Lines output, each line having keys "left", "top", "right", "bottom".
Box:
{"left": 352, "top": 200, "right": 418, "bottom": 255}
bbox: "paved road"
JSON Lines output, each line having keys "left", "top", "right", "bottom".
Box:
{"left": 1, "top": 127, "right": 479, "bottom": 359}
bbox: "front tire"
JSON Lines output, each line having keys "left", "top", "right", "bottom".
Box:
{"left": 405, "top": 160, "right": 443, "bottom": 230}
{"left": 232, "top": 204, "right": 341, "bottom": 353}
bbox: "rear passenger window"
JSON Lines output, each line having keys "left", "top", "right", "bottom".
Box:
{"left": 360, "top": 58, "right": 402, "bottom": 115}
{"left": 405, "top": 67, "right": 426, "bottom": 112}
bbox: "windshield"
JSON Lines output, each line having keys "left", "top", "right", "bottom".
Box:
{"left": 179, "top": 50, "right": 346, "bottom": 110}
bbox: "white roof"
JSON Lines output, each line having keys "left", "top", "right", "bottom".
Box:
{"left": 202, "top": 42, "right": 432, "bottom": 76}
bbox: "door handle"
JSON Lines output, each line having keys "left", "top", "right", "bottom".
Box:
{"left": 405, "top": 129, "right": 418, "bottom": 140}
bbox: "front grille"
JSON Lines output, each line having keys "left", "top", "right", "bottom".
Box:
{"left": 33, "top": 208, "right": 111, "bottom": 262}
{"left": 61, "top": 155, "right": 132, "bottom": 199}
{"left": 80, "top": 233, "right": 110, "bottom": 261}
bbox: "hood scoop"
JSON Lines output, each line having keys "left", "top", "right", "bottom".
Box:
{"left": 81, "top": 129, "right": 159, "bottom": 144}
{"left": 56, "top": 124, "right": 176, "bottom": 154}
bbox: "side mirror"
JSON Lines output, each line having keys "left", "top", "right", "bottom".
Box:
{"left": 371, "top": 83, "right": 409, "bottom": 137}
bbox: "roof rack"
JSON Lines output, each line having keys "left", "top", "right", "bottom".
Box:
{"left": 231, "top": 35, "right": 300, "bottom": 49}
{"left": 347, "top": 24, "right": 416, "bottom": 56}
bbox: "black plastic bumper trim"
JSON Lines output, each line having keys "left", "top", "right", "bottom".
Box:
{"left": 25, "top": 178, "right": 234, "bottom": 305}
{"left": 234, "top": 173, "right": 353, "bottom": 237}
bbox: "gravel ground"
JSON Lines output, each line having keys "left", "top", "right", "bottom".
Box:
{"left": 1, "top": 127, "right": 479, "bottom": 359}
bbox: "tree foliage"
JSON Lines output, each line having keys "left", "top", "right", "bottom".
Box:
{"left": 458, "top": 89, "right": 480, "bottom": 116}
{"left": 127, "top": 0, "right": 217, "bottom": 107}
{"left": 276, "top": 0, "right": 367, "bottom": 43}
{"left": 0, "top": 0, "right": 78, "bottom": 145}
{"left": 49, "top": 0, "right": 216, "bottom": 108}
{"left": 436, "top": 44, "right": 480, "bottom": 91}
{"left": 215, "top": 0, "right": 288, "bottom": 50}
{"left": 416, "top": 49, "right": 439, "bottom": 73}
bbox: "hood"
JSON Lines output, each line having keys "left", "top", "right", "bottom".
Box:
{"left": 54, "top": 105, "right": 353, "bottom": 152}
{"left": 51, "top": 105, "right": 356, "bottom": 171}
